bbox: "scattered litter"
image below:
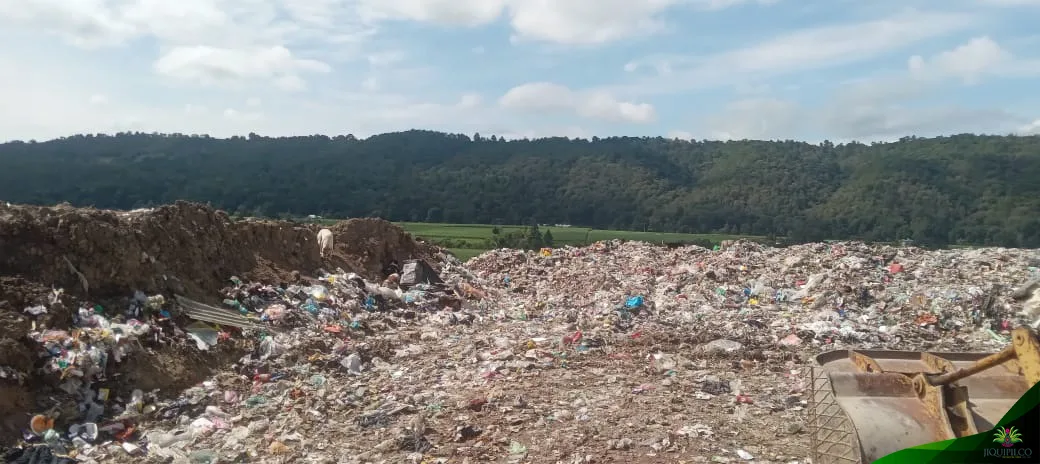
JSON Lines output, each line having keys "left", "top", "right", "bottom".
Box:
{"left": 2, "top": 203, "right": 1038, "bottom": 463}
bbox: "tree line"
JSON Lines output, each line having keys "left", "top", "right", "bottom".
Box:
{"left": 486, "top": 224, "right": 554, "bottom": 249}
{"left": 0, "top": 130, "right": 1038, "bottom": 247}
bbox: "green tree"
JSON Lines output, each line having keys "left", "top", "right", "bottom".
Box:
{"left": 524, "top": 224, "right": 544, "bottom": 249}
{"left": 0, "top": 131, "right": 1037, "bottom": 248}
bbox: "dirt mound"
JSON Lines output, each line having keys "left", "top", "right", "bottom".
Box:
{"left": 325, "top": 218, "right": 441, "bottom": 278}
{"left": 0, "top": 201, "right": 438, "bottom": 443}
{"left": 0, "top": 201, "right": 326, "bottom": 303}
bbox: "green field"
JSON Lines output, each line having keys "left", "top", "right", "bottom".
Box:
{"left": 394, "top": 222, "right": 758, "bottom": 260}
{"left": 303, "top": 218, "right": 759, "bottom": 260}
{"left": 445, "top": 248, "right": 486, "bottom": 261}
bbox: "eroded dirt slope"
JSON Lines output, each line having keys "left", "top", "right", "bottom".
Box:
{"left": 1, "top": 202, "right": 321, "bottom": 302}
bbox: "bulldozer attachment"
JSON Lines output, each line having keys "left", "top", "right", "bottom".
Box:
{"left": 808, "top": 327, "right": 1040, "bottom": 463}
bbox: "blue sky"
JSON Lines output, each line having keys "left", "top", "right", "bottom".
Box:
{"left": 0, "top": 0, "right": 1038, "bottom": 142}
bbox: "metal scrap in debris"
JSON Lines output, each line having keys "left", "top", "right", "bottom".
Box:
{"left": 175, "top": 295, "right": 264, "bottom": 330}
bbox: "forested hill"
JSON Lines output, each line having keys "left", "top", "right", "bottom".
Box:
{"left": 1, "top": 131, "right": 1038, "bottom": 247}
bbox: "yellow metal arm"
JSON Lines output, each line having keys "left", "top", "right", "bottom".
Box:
{"left": 927, "top": 327, "right": 1040, "bottom": 387}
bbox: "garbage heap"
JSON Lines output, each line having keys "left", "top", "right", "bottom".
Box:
{"left": 5, "top": 257, "right": 488, "bottom": 463}
{"left": 0, "top": 200, "right": 447, "bottom": 462}
{"left": 469, "top": 240, "right": 1040, "bottom": 353}
{"left": 4, "top": 239, "right": 1040, "bottom": 464}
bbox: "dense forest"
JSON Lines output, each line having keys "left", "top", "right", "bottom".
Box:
{"left": 1, "top": 131, "right": 1038, "bottom": 247}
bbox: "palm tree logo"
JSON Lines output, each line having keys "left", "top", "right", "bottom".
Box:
{"left": 992, "top": 426, "right": 1023, "bottom": 448}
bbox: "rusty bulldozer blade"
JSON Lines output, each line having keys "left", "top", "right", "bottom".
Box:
{"left": 808, "top": 327, "right": 1040, "bottom": 463}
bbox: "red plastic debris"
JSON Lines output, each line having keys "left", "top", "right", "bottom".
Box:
{"left": 563, "top": 330, "right": 583, "bottom": 345}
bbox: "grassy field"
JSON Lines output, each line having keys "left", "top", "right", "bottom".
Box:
{"left": 305, "top": 218, "right": 759, "bottom": 260}
{"left": 395, "top": 222, "right": 759, "bottom": 260}
{"left": 445, "top": 248, "right": 486, "bottom": 261}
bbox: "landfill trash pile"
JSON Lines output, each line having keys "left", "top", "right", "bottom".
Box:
{"left": 469, "top": 240, "right": 1040, "bottom": 353}
{"left": 3, "top": 199, "right": 1040, "bottom": 463}
{"left": 0, "top": 202, "right": 442, "bottom": 454}
{"left": 6, "top": 263, "right": 492, "bottom": 464}
{"left": 11, "top": 256, "right": 812, "bottom": 464}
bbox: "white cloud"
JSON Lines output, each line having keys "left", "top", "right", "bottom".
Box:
{"left": 908, "top": 36, "right": 1040, "bottom": 83}
{"left": 153, "top": 45, "right": 331, "bottom": 90}
{"left": 499, "top": 82, "right": 655, "bottom": 123}
{"left": 1018, "top": 119, "right": 1040, "bottom": 134}
{"left": 358, "top": 0, "right": 507, "bottom": 27}
{"left": 0, "top": 0, "right": 269, "bottom": 47}
{"left": 859, "top": 39, "right": 1040, "bottom": 139}
{"left": 0, "top": 0, "right": 1037, "bottom": 143}
{"left": 619, "top": 10, "right": 975, "bottom": 95}
{"left": 908, "top": 36, "right": 1010, "bottom": 83}
{"left": 697, "top": 35, "right": 1040, "bottom": 142}
{"left": 693, "top": 34, "right": 1040, "bottom": 141}
{"left": 0, "top": 0, "right": 366, "bottom": 91}
{"left": 0, "top": 0, "right": 140, "bottom": 48}
{"left": 505, "top": 0, "right": 684, "bottom": 45}
{"left": 360, "top": 0, "right": 774, "bottom": 45}
{"left": 0, "top": 38, "right": 498, "bottom": 141}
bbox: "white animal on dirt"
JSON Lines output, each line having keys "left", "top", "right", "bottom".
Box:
{"left": 317, "top": 228, "right": 334, "bottom": 259}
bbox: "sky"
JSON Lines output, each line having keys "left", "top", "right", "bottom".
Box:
{"left": 1, "top": 0, "right": 1039, "bottom": 143}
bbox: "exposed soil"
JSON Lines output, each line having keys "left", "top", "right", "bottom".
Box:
{"left": 1, "top": 202, "right": 317, "bottom": 302}
{"left": 0, "top": 201, "right": 436, "bottom": 443}
{"left": 319, "top": 217, "right": 441, "bottom": 279}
